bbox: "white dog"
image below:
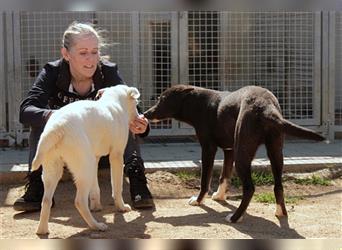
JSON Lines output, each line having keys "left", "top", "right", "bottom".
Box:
{"left": 31, "top": 85, "right": 140, "bottom": 235}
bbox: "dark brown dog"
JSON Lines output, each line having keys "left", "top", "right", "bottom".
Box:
{"left": 144, "top": 85, "right": 325, "bottom": 223}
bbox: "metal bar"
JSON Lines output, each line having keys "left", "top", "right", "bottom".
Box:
{"left": 132, "top": 11, "right": 140, "bottom": 87}
{"left": 313, "top": 12, "right": 322, "bottom": 126}
{"left": 12, "top": 12, "right": 23, "bottom": 144}
{"left": 170, "top": 11, "right": 183, "bottom": 133}
{"left": 178, "top": 11, "right": 188, "bottom": 86}
{"left": 0, "top": 12, "right": 7, "bottom": 135}
{"left": 333, "top": 12, "right": 342, "bottom": 135}
{"left": 328, "top": 11, "right": 336, "bottom": 140}
{"left": 171, "top": 11, "right": 179, "bottom": 86}
{"left": 5, "top": 12, "right": 17, "bottom": 143}
{"left": 219, "top": 11, "right": 228, "bottom": 90}
{"left": 321, "top": 12, "right": 330, "bottom": 139}
{"left": 177, "top": 11, "right": 194, "bottom": 133}
{"left": 321, "top": 11, "right": 335, "bottom": 141}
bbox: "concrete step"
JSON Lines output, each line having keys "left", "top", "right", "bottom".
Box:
{"left": 1, "top": 141, "right": 341, "bottom": 184}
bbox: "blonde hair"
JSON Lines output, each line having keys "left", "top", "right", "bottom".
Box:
{"left": 62, "top": 21, "right": 108, "bottom": 59}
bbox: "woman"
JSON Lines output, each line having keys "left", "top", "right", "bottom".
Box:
{"left": 14, "top": 22, "right": 153, "bottom": 211}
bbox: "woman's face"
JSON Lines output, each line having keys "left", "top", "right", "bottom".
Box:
{"left": 62, "top": 34, "right": 100, "bottom": 81}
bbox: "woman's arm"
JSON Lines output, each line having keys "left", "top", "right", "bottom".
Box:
{"left": 19, "top": 65, "right": 56, "bottom": 127}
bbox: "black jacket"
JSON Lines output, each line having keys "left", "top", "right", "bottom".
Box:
{"left": 19, "top": 58, "right": 149, "bottom": 136}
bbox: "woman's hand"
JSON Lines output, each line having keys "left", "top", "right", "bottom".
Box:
{"left": 129, "top": 114, "right": 149, "bottom": 134}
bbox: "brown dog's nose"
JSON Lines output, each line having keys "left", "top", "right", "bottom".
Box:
{"left": 143, "top": 110, "right": 152, "bottom": 119}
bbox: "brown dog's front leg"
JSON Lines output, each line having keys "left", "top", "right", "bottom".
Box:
{"left": 189, "top": 143, "right": 217, "bottom": 206}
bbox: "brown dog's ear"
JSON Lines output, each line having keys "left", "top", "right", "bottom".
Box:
{"left": 172, "top": 84, "right": 195, "bottom": 92}
{"left": 180, "top": 85, "right": 195, "bottom": 95}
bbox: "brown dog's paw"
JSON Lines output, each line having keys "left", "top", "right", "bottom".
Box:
{"left": 275, "top": 204, "right": 288, "bottom": 217}
{"left": 188, "top": 195, "right": 202, "bottom": 206}
{"left": 211, "top": 191, "right": 226, "bottom": 201}
{"left": 225, "top": 213, "right": 243, "bottom": 223}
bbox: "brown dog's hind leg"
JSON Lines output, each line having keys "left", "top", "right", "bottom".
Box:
{"left": 265, "top": 134, "right": 287, "bottom": 217}
{"left": 226, "top": 153, "right": 256, "bottom": 223}
{"left": 226, "top": 112, "right": 260, "bottom": 223}
{"left": 212, "top": 149, "right": 234, "bottom": 201}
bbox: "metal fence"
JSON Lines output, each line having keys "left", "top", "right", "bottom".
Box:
{"left": 186, "top": 12, "right": 320, "bottom": 125}
{"left": 0, "top": 11, "right": 341, "bottom": 145}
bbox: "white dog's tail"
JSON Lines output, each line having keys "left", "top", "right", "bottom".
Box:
{"left": 31, "top": 125, "right": 64, "bottom": 171}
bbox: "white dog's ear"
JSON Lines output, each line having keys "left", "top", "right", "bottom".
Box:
{"left": 128, "top": 87, "right": 140, "bottom": 99}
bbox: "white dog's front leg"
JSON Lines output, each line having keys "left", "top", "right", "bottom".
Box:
{"left": 74, "top": 184, "right": 108, "bottom": 231}
{"left": 109, "top": 153, "right": 131, "bottom": 212}
{"left": 90, "top": 175, "right": 102, "bottom": 211}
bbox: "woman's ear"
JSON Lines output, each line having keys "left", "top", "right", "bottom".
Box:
{"left": 61, "top": 47, "right": 69, "bottom": 61}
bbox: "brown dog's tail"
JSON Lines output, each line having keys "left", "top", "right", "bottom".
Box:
{"left": 282, "top": 119, "right": 325, "bottom": 141}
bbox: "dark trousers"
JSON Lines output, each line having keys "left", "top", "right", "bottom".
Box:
{"left": 28, "top": 126, "right": 143, "bottom": 173}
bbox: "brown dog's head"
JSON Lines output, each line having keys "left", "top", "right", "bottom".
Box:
{"left": 144, "top": 85, "right": 194, "bottom": 122}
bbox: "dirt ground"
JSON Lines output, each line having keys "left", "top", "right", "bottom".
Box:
{"left": 1, "top": 170, "right": 341, "bottom": 239}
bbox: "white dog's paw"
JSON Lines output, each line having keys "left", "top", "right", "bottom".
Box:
{"left": 94, "top": 222, "right": 108, "bottom": 231}
{"left": 211, "top": 191, "right": 226, "bottom": 201}
{"left": 225, "top": 213, "right": 243, "bottom": 223}
{"left": 188, "top": 196, "right": 201, "bottom": 206}
{"left": 116, "top": 203, "right": 131, "bottom": 213}
{"left": 36, "top": 226, "right": 49, "bottom": 235}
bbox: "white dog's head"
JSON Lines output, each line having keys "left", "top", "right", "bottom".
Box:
{"left": 98, "top": 85, "right": 140, "bottom": 121}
